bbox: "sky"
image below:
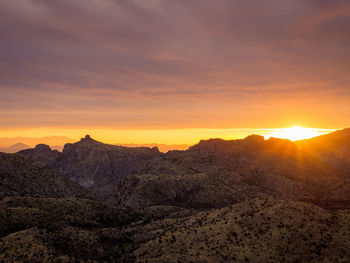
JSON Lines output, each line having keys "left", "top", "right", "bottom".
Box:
{"left": 0, "top": 0, "right": 349, "bottom": 144}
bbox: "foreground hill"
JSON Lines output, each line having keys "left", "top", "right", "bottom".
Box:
{"left": 2, "top": 196, "right": 349, "bottom": 262}
{"left": 131, "top": 198, "right": 350, "bottom": 263}
{"left": 0, "top": 197, "right": 142, "bottom": 262}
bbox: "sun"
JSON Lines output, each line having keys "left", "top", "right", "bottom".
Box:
{"left": 265, "top": 126, "right": 323, "bottom": 141}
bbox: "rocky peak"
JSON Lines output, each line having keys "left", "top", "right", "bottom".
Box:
{"left": 70, "top": 135, "right": 104, "bottom": 149}
{"left": 81, "top": 134, "right": 93, "bottom": 142}
{"left": 34, "top": 144, "right": 52, "bottom": 152}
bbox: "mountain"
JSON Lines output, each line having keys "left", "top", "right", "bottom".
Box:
{"left": 19, "top": 133, "right": 350, "bottom": 208}
{"left": 0, "top": 136, "right": 73, "bottom": 154}
{"left": 19, "top": 135, "right": 162, "bottom": 202}
{"left": 0, "top": 143, "right": 31, "bottom": 153}
{"left": 0, "top": 136, "right": 75, "bottom": 148}
{"left": 116, "top": 135, "right": 350, "bottom": 208}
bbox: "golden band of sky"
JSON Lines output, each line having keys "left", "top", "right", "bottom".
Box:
{"left": 0, "top": 127, "right": 336, "bottom": 146}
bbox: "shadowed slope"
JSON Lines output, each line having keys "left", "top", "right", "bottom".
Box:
{"left": 0, "top": 153, "right": 89, "bottom": 199}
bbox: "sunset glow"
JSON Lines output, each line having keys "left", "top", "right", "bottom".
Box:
{"left": 0, "top": 127, "right": 335, "bottom": 148}
{"left": 265, "top": 126, "right": 327, "bottom": 141}
{"left": 0, "top": 1, "right": 348, "bottom": 147}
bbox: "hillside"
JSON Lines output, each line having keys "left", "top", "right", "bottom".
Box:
{"left": 131, "top": 198, "right": 350, "bottom": 262}
{"left": 0, "top": 152, "right": 142, "bottom": 262}
{"left": 0, "top": 152, "right": 90, "bottom": 199}
{"left": 0, "top": 197, "right": 142, "bottom": 262}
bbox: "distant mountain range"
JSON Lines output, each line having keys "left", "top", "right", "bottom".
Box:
{"left": 0, "top": 136, "right": 75, "bottom": 154}
{"left": 115, "top": 143, "right": 189, "bottom": 152}
{"left": 0, "top": 143, "right": 31, "bottom": 153}
{"left": 1, "top": 129, "right": 350, "bottom": 262}
{"left": 0, "top": 136, "right": 75, "bottom": 148}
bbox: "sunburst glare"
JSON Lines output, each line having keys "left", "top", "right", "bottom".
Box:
{"left": 265, "top": 126, "right": 329, "bottom": 141}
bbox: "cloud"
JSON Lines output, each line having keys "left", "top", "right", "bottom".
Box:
{"left": 0, "top": 0, "right": 349, "bottom": 129}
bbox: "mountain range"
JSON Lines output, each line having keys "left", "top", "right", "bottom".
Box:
{"left": 1, "top": 129, "right": 350, "bottom": 262}
{"left": 0, "top": 136, "right": 75, "bottom": 148}
{"left": 0, "top": 143, "right": 31, "bottom": 153}
{"left": 115, "top": 143, "right": 189, "bottom": 153}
